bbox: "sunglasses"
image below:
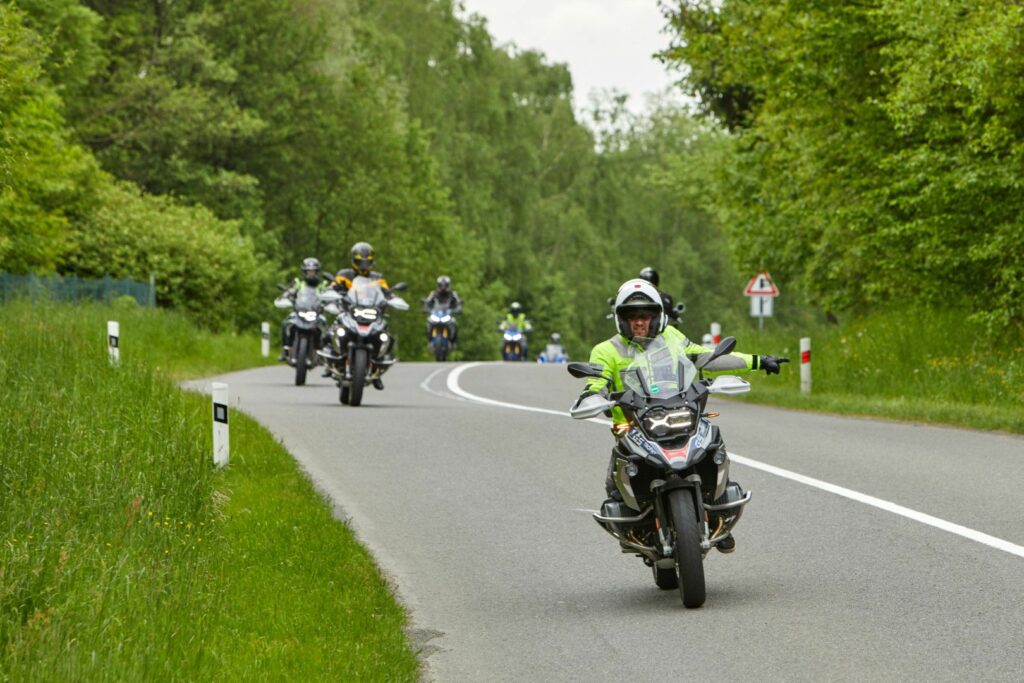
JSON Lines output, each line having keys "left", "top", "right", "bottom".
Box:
{"left": 621, "top": 309, "right": 656, "bottom": 321}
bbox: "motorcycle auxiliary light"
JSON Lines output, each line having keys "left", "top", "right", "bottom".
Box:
{"left": 335, "top": 328, "right": 346, "bottom": 337}
{"left": 642, "top": 408, "right": 695, "bottom": 438}
{"left": 380, "top": 333, "right": 389, "bottom": 343}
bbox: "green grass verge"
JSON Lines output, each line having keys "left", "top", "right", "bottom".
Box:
{"left": 715, "top": 307, "right": 1024, "bottom": 434}
{"left": 0, "top": 301, "right": 419, "bottom": 680}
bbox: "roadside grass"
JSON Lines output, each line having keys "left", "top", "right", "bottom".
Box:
{"left": 0, "top": 302, "right": 419, "bottom": 680}
{"left": 716, "top": 307, "right": 1024, "bottom": 434}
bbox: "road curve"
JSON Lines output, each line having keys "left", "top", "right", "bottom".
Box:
{"left": 190, "top": 362, "right": 1024, "bottom": 682}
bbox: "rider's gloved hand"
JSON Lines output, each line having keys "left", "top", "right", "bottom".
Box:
{"left": 758, "top": 355, "right": 790, "bottom": 375}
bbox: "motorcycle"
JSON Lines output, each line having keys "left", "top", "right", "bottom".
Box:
{"left": 537, "top": 343, "right": 569, "bottom": 364}
{"left": 275, "top": 283, "right": 332, "bottom": 386}
{"left": 425, "top": 303, "right": 458, "bottom": 362}
{"left": 317, "top": 276, "right": 409, "bottom": 406}
{"left": 501, "top": 325, "right": 530, "bottom": 361}
{"left": 567, "top": 335, "right": 753, "bottom": 608}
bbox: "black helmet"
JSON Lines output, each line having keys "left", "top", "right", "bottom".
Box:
{"left": 301, "top": 257, "right": 321, "bottom": 285}
{"left": 550, "top": 332, "right": 561, "bottom": 344}
{"left": 638, "top": 267, "right": 660, "bottom": 288}
{"left": 510, "top": 301, "right": 523, "bottom": 316}
{"left": 613, "top": 279, "right": 665, "bottom": 339}
{"left": 351, "top": 242, "right": 375, "bottom": 276}
{"left": 437, "top": 275, "right": 451, "bottom": 290}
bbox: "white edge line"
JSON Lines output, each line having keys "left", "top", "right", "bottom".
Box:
{"left": 444, "top": 362, "right": 1024, "bottom": 560}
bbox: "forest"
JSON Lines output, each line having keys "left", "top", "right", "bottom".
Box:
{"left": 2, "top": 0, "right": 1021, "bottom": 360}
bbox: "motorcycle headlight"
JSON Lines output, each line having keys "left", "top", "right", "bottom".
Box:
{"left": 642, "top": 408, "right": 695, "bottom": 439}
{"left": 440, "top": 315, "right": 452, "bottom": 323}
{"left": 298, "top": 311, "right": 318, "bottom": 322}
{"left": 354, "top": 307, "right": 378, "bottom": 321}
{"left": 510, "top": 333, "right": 522, "bottom": 341}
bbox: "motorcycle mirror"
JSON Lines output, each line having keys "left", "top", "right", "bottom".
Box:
{"left": 391, "top": 282, "right": 408, "bottom": 292}
{"left": 708, "top": 375, "right": 751, "bottom": 396}
{"left": 319, "top": 290, "right": 343, "bottom": 302}
{"left": 567, "top": 362, "right": 605, "bottom": 379}
{"left": 273, "top": 297, "right": 292, "bottom": 309}
{"left": 570, "top": 393, "right": 616, "bottom": 419}
{"left": 696, "top": 335, "right": 737, "bottom": 369}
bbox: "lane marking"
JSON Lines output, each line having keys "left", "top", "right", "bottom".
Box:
{"left": 445, "top": 363, "right": 1024, "bottom": 560}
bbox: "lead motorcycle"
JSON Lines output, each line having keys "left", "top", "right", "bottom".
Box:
{"left": 568, "top": 335, "right": 753, "bottom": 608}
{"left": 275, "top": 283, "right": 332, "bottom": 386}
{"left": 318, "top": 276, "right": 409, "bottom": 406}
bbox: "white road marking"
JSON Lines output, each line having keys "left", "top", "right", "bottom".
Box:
{"left": 445, "top": 362, "right": 1024, "bottom": 560}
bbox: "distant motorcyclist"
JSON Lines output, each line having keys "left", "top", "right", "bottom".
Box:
{"left": 333, "top": 242, "right": 392, "bottom": 296}
{"left": 279, "top": 257, "right": 328, "bottom": 360}
{"left": 500, "top": 301, "right": 532, "bottom": 357}
{"left": 574, "top": 278, "right": 788, "bottom": 553}
{"left": 639, "top": 266, "right": 683, "bottom": 323}
{"left": 537, "top": 333, "right": 569, "bottom": 363}
{"left": 423, "top": 275, "right": 463, "bottom": 345}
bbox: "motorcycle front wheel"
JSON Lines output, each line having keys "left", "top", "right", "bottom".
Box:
{"left": 668, "top": 488, "right": 706, "bottom": 608}
{"left": 294, "top": 335, "right": 309, "bottom": 386}
{"left": 349, "top": 348, "right": 368, "bottom": 406}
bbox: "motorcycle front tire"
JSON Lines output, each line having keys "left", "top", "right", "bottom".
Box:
{"left": 349, "top": 347, "right": 368, "bottom": 406}
{"left": 294, "top": 335, "right": 309, "bottom": 386}
{"left": 668, "top": 488, "right": 706, "bottom": 608}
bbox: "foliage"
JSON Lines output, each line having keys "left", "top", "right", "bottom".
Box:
{"left": 660, "top": 0, "right": 1024, "bottom": 330}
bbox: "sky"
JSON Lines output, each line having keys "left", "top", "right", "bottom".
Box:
{"left": 458, "top": 0, "right": 683, "bottom": 115}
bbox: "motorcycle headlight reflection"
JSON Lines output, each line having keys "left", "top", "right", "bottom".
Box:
{"left": 642, "top": 407, "right": 695, "bottom": 439}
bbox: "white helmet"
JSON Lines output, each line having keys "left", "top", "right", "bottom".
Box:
{"left": 613, "top": 279, "right": 666, "bottom": 338}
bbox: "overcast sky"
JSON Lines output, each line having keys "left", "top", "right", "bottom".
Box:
{"left": 458, "top": 0, "right": 682, "bottom": 115}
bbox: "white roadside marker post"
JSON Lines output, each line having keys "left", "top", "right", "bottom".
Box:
{"left": 212, "top": 382, "right": 230, "bottom": 468}
{"left": 800, "top": 337, "right": 811, "bottom": 394}
{"left": 107, "top": 321, "right": 120, "bottom": 366}
{"left": 261, "top": 321, "right": 270, "bottom": 358}
{"left": 711, "top": 322, "right": 721, "bottom": 346}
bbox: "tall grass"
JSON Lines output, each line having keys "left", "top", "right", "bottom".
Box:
{"left": 0, "top": 302, "right": 419, "bottom": 680}
{"left": 716, "top": 307, "right": 1024, "bottom": 433}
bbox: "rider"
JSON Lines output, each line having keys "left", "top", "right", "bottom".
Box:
{"left": 639, "top": 267, "right": 682, "bottom": 323}
{"left": 332, "top": 242, "right": 391, "bottom": 295}
{"left": 279, "top": 257, "right": 327, "bottom": 360}
{"left": 538, "top": 332, "right": 568, "bottom": 363}
{"left": 574, "top": 278, "right": 788, "bottom": 553}
{"left": 423, "top": 275, "right": 463, "bottom": 345}
{"left": 500, "top": 301, "right": 533, "bottom": 356}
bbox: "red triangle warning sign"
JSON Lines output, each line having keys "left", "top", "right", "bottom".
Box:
{"left": 744, "top": 272, "right": 779, "bottom": 296}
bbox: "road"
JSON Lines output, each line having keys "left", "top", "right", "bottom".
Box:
{"left": 192, "top": 362, "right": 1024, "bottom": 682}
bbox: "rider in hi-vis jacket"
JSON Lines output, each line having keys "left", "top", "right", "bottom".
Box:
{"left": 575, "top": 278, "right": 789, "bottom": 553}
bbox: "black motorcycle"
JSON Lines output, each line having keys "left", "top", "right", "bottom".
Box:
{"left": 275, "top": 283, "right": 331, "bottom": 386}
{"left": 425, "top": 302, "right": 458, "bottom": 362}
{"left": 568, "top": 336, "right": 753, "bottom": 608}
{"left": 318, "top": 276, "right": 409, "bottom": 406}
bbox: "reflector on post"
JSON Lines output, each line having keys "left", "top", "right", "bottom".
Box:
{"left": 107, "top": 320, "right": 120, "bottom": 366}
{"left": 212, "top": 382, "right": 229, "bottom": 467}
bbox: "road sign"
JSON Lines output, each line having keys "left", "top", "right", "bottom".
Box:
{"left": 750, "top": 295, "right": 773, "bottom": 318}
{"left": 744, "top": 272, "right": 779, "bottom": 297}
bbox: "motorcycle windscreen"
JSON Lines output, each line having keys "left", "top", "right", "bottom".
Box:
{"left": 295, "top": 285, "right": 320, "bottom": 311}
{"left": 623, "top": 336, "right": 697, "bottom": 398}
{"left": 347, "top": 276, "right": 387, "bottom": 308}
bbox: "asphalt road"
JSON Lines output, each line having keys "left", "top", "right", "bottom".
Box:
{"left": 192, "top": 362, "right": 1024, "bottom": 682}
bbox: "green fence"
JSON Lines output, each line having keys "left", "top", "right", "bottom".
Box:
{"left": 0, "top": 272, "right": 156, "bottom": 307}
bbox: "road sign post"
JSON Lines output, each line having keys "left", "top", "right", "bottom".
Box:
{"left": 212, "top": 383, "right": 229, "bottom": 468}
{"left": 107, "top": 320, "right": 120, "bottom": 366}
{"left": 800, "top": 337, "right": 811, "bottom": 394}
{"left": 744, "top": 272, "right": 779, "bottom": 331}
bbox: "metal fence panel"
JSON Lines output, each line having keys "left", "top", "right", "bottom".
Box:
{"left": 0, "top": 272, "right": 154, "bottom": 306}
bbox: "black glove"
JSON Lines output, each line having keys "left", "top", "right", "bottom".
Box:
{"left": 758, "top": 355, "right": 790, "bottom": 375}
